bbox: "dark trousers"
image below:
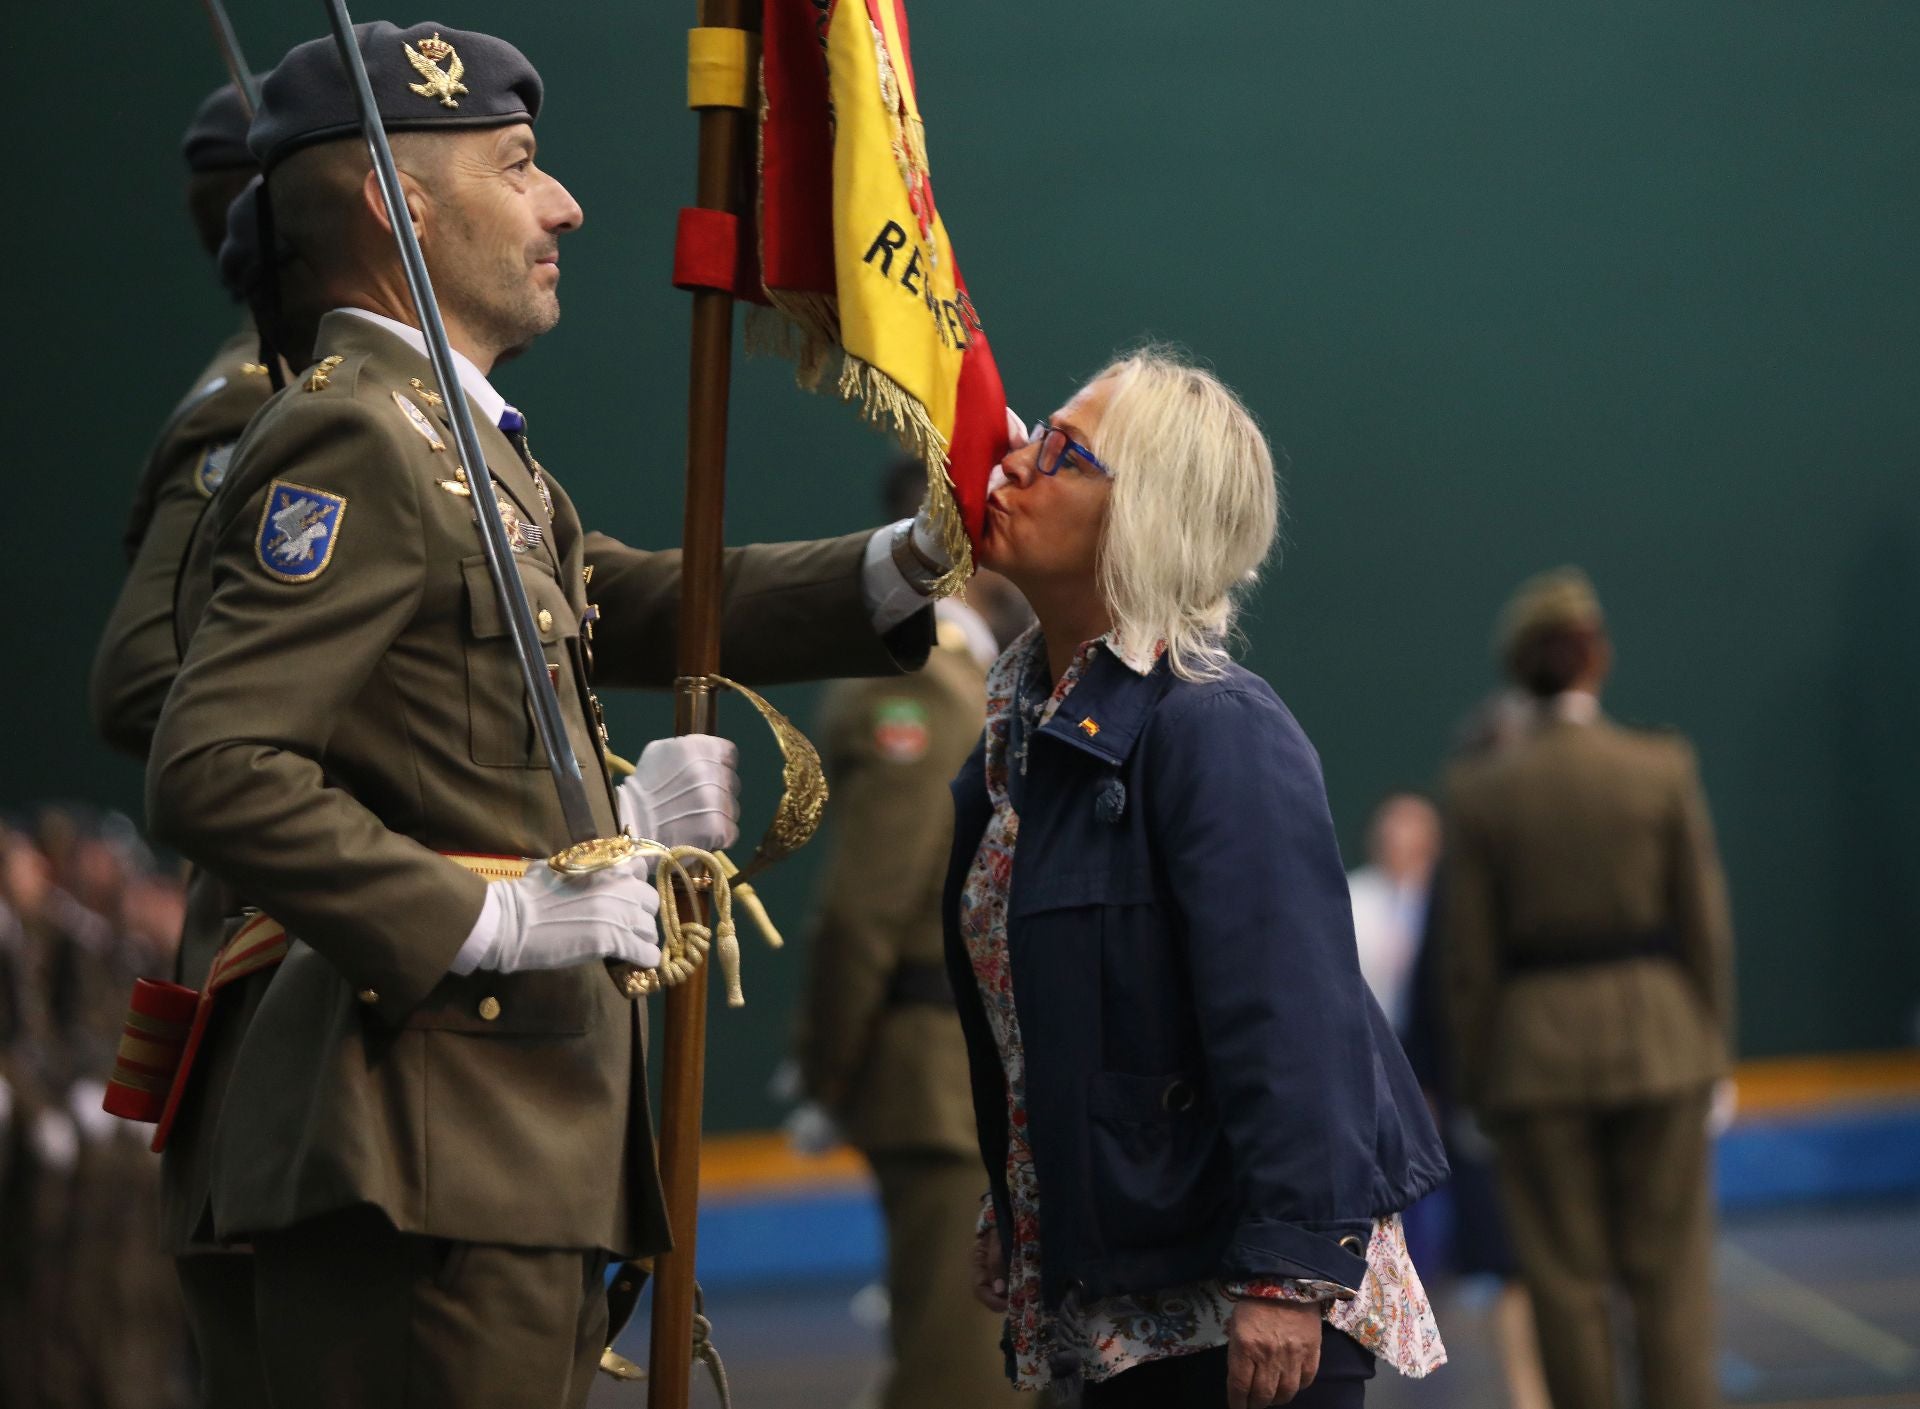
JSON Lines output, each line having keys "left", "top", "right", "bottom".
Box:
{"left": 1082, "top": 1327, "right": 1375, "bottom": 1409}
{"left": 250, "top": 1203, "right": 610, "bottom": 1409}
{"left": 1493, "top": 1089, "right": 1720, "bottom": 1409}
{"left": 176, "top": 1252, "right": 269, "bottom": 1409}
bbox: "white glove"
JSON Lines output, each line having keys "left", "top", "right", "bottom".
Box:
{"left": 766, "top": 1057, "right": 804, "bottom": 1105}
{"left": 783, "top": 1100, "right": 845, "bottom": 1157}
{"left": 1708, "top": 1076, "right": 1739, "bottom": 1135}
{"left": 68, "top": 1079, "right": 118, "bottom": 1145}
{"left": 617, "top": 735, "right": 740, "bottom": 852}
{"left": 451, "top": 857, "right": 662, "bottom": 975}
{"left": 30, "top": 1107, "right": 79, "bottom": 1173}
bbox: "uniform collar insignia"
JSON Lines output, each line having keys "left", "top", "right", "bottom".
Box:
{"left": 306, "top": 355, "right": 345, "bottom": 392}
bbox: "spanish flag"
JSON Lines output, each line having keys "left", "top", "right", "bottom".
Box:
{"left": 758, "top": 0, "right": 1010, "bottom": 589}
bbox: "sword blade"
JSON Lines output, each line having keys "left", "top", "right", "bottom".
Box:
{"left": 198, "top": 0, "right": 260, "bottom": 118}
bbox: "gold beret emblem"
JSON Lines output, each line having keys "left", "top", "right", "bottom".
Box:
{"left": 404, "top": 33, "right": 468, "bottom": 109}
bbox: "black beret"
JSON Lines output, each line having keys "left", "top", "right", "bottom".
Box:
{"left": 250, "top": 21, "right": 542, "bottom": 172}
{"left": 181, "top": 81, "right": 264, "bottom": 173}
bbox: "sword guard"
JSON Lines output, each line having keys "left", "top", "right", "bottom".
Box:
{"left": 549, "top": 833, "right": 648, "bottom": 875}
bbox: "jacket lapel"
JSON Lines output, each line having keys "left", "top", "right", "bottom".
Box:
{"left": 1034, "top": 649, "right": 1171, "bottom": 765}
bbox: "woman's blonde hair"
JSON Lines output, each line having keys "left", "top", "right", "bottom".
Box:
{"left": 1091, "top": 347, "right": 1281, "bottom": 681}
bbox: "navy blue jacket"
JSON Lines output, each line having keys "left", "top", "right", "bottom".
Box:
{"left": 943, "top": 648, "right": 1446, "bottom": 1307}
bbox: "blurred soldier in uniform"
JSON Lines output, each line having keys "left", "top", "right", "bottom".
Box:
{"left": 794, "top": 459, "right": 1031, "bottom": 1409}
{"left": 144, "top": 24, "right": 953, "bottom": 1409}
{"left": 1443, "top": 567, "right": 1735, "bottom": 1409}
{"left": 87, "top": 83, "right": 307, "bottom": 1409}
{"left": 90, "top": 80, "right": 270, "bottom": 761}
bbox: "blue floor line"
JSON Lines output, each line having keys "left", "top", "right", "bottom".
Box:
{"left": 689, "top": 1104, "right": 1920, "bottom": 1287}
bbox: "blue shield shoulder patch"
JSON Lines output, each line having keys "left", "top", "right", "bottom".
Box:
{"left": 255, "top": 480, "right": 347, "bottom": 583}
{"left": 194, "top": 442, "right": 236, "bottom": 498}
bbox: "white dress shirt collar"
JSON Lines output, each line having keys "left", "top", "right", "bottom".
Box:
{"left": 1553, "top": 690, "right": 1602, "bottom": 724}
{"left": 335, "top": 307, "right": 511, "bottom": 429}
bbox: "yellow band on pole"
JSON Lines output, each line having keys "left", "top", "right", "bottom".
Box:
{"left": 687, "top": 27, "right": 757, "bottom": 110}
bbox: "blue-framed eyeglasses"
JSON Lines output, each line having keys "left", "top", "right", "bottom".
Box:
{"left": 1030, "top": 420, "right": 1112, "bottom": 478}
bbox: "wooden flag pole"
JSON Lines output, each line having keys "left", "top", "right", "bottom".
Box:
{"left": 649, "top": 2, "right": 758, "bottom": 1405}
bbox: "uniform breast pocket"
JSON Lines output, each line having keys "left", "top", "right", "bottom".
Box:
{"left": 461, "top": 555, "right": 576, "bottom": 769}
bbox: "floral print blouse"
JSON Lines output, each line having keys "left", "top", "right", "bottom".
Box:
{"left": 961, "top": 628, "right": 1447, "bottom": 1391}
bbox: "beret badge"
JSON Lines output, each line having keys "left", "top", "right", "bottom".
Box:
{"left": 405, "top": 33, "right": 468, "bottom": 109}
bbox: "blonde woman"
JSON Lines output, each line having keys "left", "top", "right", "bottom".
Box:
{"left": 944, "top": 351, "right": 1447, "bottom": 1407}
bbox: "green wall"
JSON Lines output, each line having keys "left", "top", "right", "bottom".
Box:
{"left": 9, "top": 3, "right": 1917, "bottom": 1130}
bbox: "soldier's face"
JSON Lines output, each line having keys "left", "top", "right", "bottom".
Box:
{"left": 978, "top": 375, "right": 1114, "bottom": 596}
{"left": 420, "top": 124, "right": 583, "bottom": 357}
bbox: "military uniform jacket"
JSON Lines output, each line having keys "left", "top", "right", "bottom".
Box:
{"left": 148, "top": 311, "right": 928, "bottom": 1257}
{"left": 90, "top": 322, "right": 273, "bottom": 761}
{"left": 1442, "top": 711, "right": 1735, "bottom": 1113}
{"left": 797, "top": 637, "right": 986, "bottom": 1156}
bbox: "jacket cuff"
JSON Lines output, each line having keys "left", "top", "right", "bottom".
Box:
{"left": 1223, "top": 1216, "right": 1371, "bottom": 1291}
{"left": 975, "top": 1192, "right": 996, "bottom": 1237}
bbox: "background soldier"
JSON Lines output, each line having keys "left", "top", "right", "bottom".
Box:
{"left": 146, "top": 23, "right": 952, "bottom": 1409}
{"left": 792, "top": 459, "right": 1031, "bottom": 1409}
{"left": 1442, "top": 567, "right": 1735, "bottom": 1409}
{"left": 90, "top": 80, "right": 271, "bottom": 761}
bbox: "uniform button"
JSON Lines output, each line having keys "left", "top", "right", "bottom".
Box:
{"left": 1339, "top": 1234, "right": 1367, "bottom": 1256}
{"left": 478, "top": 996, "right": 502, "bottom": 1021}
{"left": 357, "top": 988, "right": 379, "bottom": 1005}
{"left": 536, "top": 608, "right": 554, "bottom": 633}
{"left": 1161, "top": 1079, "right": 1198, "bottom": 1113}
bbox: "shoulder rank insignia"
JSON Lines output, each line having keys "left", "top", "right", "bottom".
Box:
{"left": 306, "top": 355, "right": 345, "bottom": 392}
{"left": 874, "top": 697, "right": 931, "bottom": 763}
{"left": 240, "top": 361, "right": 270, "bottom": 377}
{"left": 407, "top": 378, "right": 443, "bottom": 407}
{"left": 392, "top": 390, "right": 446, "bottom": 450}
{"left": 405, "top": 33, "right": 468, "bottom": 109}
{"left": 255, "top": 480, "right": 346, "bottom": 583}
{"left": 194, "top": 442, "right": 236, "bottom": 498}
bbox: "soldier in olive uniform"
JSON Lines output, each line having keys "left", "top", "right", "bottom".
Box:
{"left": 88, "top": 87, "right": 311, "bottom": 1409}
{"left": 795, "top": 461, "right": 1030, "bottom": 1409}
{"left": 91, "top": 81, "right": 272, "bottom": 761}
{"left": 1442, "top": 568, "right": 1734, "bottom": 1409}
{"left": 146, "top": 23, "right": 955, "bottom": 1409}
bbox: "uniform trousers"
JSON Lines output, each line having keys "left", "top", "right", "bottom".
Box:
{"left": 1492, "top": 1087, "right": 1719, "bottom": 1409}
{"left": 248, "top": 1202, "right": 610, "bottom": 1409}
{"left": 868, "top": 1148, "right": 1026, "bottom": 1409}
{"left": 1080, "top": 1327, "right": 1375, "bottom": 1409}
{"left": 175, "top": 1252, "right": 269, "bottom": 1409}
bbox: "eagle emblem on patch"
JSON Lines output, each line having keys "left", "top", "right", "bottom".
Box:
{"left": 194, "top": 442, "right": 236, "bottom": 498}
{"left": 405, "top": 33, "right": 468, "bottom": 108}
{"left": 255, "top": 481, "right": 346, "bottom": 583}
{"left": 392, "top": 390, "right": 446, "bottom": 451}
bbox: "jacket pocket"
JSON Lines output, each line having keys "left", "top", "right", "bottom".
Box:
{"left": 1086, "top": 1069, "right": 1229, "bottom": 1251}
{"left": 461, "top": 556, "right": 576, "bottom": 769}
{"left": 401, "top": 967, "right": 593, "bottom": 1036}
